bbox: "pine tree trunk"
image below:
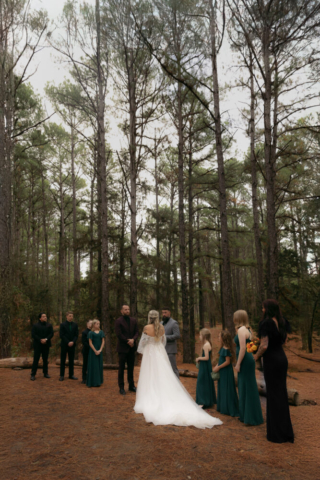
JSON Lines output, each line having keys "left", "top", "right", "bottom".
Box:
{"left": 155, "top": 143, "right": 160, "bottom": 309}
{"left": 208, "top": 0, "right": 234, "bottom": 335}
{"left": 0, "top": 38, "right": 11, "bottom": 358}
{"left": 71, "top": 122, "right": 80, "bottom": 311}
{"left": 96, "top": 0, "right": 112, "bottom": 362}
{"left": 177, "top": 81, "right": 191, "bottom": 363}
{"left": 249, "top": 55, "right": 264, "bottom": 305}
{"left": 127, "top": 49, "right": 138, "bottom": 319}
{"left": 262, "top": 30, "right": 278, "bottom": 299}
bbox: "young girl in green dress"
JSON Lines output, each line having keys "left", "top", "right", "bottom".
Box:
{"left": 196, "top": 328, "right": 216, "bottom": 409}
{"left": 213, "top": 330, "right": 239, "bottom": 417}
{"left": 87, "top": 319, "right": 105, "bottom": 388}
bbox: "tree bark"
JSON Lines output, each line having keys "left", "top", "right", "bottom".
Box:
{"left": 262, "top": 28, "right": 278, "bottom": 299}
{"left": 71, "top": 122, "right": 80, "bottom": 311}
{"left": 128, "top": 49, "right": 138, "bottom": 319}
{"left": 177, "top": 81, "right": 191, "bottom": 362}
{"left": 188, "top": 144, "right": 195, "bottom": 358}
{"left": 249, "top": 53, "right": 264, "bottom": 306}
{"left": 96, "top": 0, "right": 112, "bottom": 362}
{"left": 208, "top": 0, "right": 234, "bottom": 335}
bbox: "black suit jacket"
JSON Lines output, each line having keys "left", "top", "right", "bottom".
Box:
{"left": 81, "top": 328, "right": 91, "bottom": 354}
{"left": 115, "top": 316, "right": 139, "bottom": 353}
{"left": 32, "top": 321, "right": 54, "bottom": 348}
{"left": 59, "top": 321, "right": 79, "bottom": 347}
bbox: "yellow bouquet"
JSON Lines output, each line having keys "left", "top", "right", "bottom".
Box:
{"left": 247, "top": 338, "right": 260, "bottom": 354}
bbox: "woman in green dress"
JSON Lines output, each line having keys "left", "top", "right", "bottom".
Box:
{"left": 196, "top": 328, "right": 216, "bottom": 409}
{"left": 234, "top": 310, "right": 263, "bottom": 425}
{"left": 213, "top": 330, "right": 239, "bottom": 417}
{"left": 87, "top": 319, "right": 105, "bottom": 388}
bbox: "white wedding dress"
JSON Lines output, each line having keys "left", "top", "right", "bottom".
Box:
{"left": 134, "top": 333, "right": 223, "bottom": 429}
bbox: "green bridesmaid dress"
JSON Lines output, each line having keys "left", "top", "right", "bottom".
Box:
{"left": 217, "top": 348, "right": 239, "bottom": 417}
{"left": 86, "top": 330, "right": 105, "bottom": 387}
{"left": 196, "top": 350, "right": 216, "bottom": 408}
{"left": 234, "top": 334, "right": 263, "bottom": 425}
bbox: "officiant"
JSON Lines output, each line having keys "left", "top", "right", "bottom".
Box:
{"left": 115, "top": 305, "right": 139, "bottom": 395}
{"left": 161, "top": 308, "right": 180, "bottom": 378}
{"left": 59, "top": 311, "right": 79, "bottom": 381}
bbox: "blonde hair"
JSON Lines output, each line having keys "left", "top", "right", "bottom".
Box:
{"left": 233, "top": 310, "right": 250, "bottom": 328}
{"left": 148, "top": 310, "right": 161, "bottom": 340}
{"left": 92, "top": 319, "right": 100, "bottom": 330}
{"left": 200, "top": 328, "right": 212, "bottom": 347}
{"left": 199, "top": 328, "right": 213, "bottom": 366}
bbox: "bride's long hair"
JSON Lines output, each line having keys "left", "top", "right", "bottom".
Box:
{"left": 148, "top": 310, "right": 161, "bottom": 341}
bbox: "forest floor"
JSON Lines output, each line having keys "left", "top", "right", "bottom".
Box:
{"left": 1, "top": 327, "right": 320, "bottom": 480}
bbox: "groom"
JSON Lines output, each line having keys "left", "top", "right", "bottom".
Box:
{"left": 161, "top": 307, "right": 180, "bottom": 378}
{"left": 115, "top": 305, "right": 139, "bottom": 395}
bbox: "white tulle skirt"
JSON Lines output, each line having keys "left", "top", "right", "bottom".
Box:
{"left": 134, "top": 341, "right": 223, "bottom": 429}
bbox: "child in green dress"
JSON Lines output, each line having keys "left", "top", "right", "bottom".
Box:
{"left": 87, "top": 319, "right": 105, "bottom": 388}
{"left": 213, "top": 330, "right": 239, "bottom": 417}
{"left": 196, "top": 328, "right": 216, "bottom": 409}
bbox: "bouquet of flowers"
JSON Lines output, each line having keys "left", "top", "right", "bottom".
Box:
{"left": 246, "top": 338, "right": 260, "bottom": 354}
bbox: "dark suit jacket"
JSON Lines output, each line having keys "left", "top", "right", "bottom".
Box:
{"left": 59, "top": 321, "right": 79, "bottom": 347}
{"left": 81, "top": 328, "right": 91, "bottom": 354}
{"left": 115, "top": 316, "right": 139, "bottom": 353}
{"left": 32, "top": 321, "right": 54, "bottom": 348}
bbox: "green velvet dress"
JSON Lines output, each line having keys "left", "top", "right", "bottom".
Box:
{"left": 86, "top": 330, "right": 105, "bottom": 387}
{"left": 217, "top": 348, "right": 239, "bottom": 417}
{"left": 196, "top": 350, "right": 216, "bottom": 408}
{"left": 234, "top": 333, "right": 263, "bottom": 425}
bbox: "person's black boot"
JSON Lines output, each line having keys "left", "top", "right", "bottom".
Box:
{"left": 30, "top": 375, "right": 36, "bottom": 381}
{"left": 69, "top": 375, "right": 78, "bottom": 380}
{"left": 119, "top": 388, "right": 126, "bottom": 395}
{"left": 59, "top": 376, "right": 64, "bottom": 381}
{"left": 44, "top": 374, "right": 51, "bottom": 378}
{"left": 129, "top": 386, "right": 136, "bottom": 392}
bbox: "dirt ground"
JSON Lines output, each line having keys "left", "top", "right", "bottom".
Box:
{"left": 1, "top": 328, "right": 320, "bottom": 480}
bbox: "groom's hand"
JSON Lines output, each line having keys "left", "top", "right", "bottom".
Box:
{"left": 127, "top": 339, "right": 134, "bottom": 347}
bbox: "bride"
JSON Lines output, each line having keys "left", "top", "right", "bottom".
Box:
{"left": 134, "top": 310, "right": 223, "bottom": 429}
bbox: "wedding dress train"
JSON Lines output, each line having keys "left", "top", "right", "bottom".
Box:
{"left": 134, "top": 333, "right": 223, "bottom": 429}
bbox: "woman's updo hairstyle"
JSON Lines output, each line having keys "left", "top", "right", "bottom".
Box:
{"left": 148, "top": 310, "right": 161, "bottom": 340}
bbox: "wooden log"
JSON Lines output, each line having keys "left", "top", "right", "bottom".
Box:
{"left": 234, "top": 374, "right": 300, "bottom": 407}
{"left": 178, "top": 369, "right": 198, "bottom": 378}
{"left": 0, "top": 357, "right": 42, "bottom": 368}
{"left": 176, "top": 368, "right": 300, "bottom": 406}
{"left": 55, "top": 360, "right": 126, "bottom": 370}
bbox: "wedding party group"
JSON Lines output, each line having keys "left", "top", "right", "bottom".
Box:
{"left": 30, "top": 300, "right": 294, "bottom": 444}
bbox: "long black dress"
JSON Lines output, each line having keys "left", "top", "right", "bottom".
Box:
{"left": 259, "top": 318, "right": 294, "bottom": 443}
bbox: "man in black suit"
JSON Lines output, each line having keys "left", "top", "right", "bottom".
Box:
{"left": 31, "top": 313, "right": 54, "bottom": 381}
{"left": 59, "top": 311, "right": 79, "bottom": 381}
{"left": 81, "top": 319, "right": 93, "bottom": 384}
{"left": 114, "top": 305, "right": 139, "bottom": 395}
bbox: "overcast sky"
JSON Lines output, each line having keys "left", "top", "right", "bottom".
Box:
{"left": 28, "top": 0, "right": 250, "bottom": 156}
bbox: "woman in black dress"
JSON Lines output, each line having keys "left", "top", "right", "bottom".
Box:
{"left": 254, "top": 299, "right": 294, "bottom": 443}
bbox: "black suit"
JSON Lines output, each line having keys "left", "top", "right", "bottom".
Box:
{"left": 81, "top": 328, "right": 91, "bottom": 381}
{"left": 59, "top": 321, "right": 79, "bottom": 377}
{"left": 31, "top": 321, "right": 54, "bottom": 376}
{"left": 114, "top": 315, "right": 139, "bottom": 389}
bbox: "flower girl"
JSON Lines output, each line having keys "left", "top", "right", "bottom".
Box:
{"left": 213, "top": 330, "right": 239, "bottom": 417}
{"left": 196, "top": 328, "right": 216, "bottom": 409}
